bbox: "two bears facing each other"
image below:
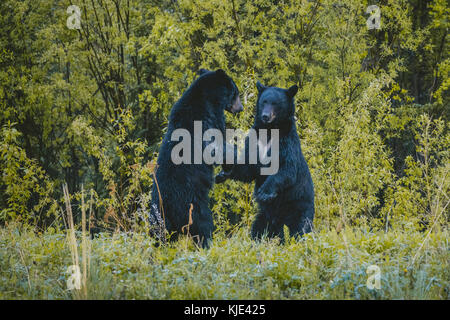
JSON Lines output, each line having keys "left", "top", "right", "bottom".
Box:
{"left": 150, "top": 69, "right": 314, "bottom": 247}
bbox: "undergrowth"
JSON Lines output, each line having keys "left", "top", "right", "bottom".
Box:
{"left": 1, "top": 222, "right": 448, "bottom": 299}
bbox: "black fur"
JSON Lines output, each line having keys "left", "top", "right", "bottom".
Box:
{"left": 216, "top": 82, "right": 314, "bottom": 241}
{"left": 149, "top": 69, "right": 242, "bottom": 248}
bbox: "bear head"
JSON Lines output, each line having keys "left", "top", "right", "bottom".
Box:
{"left": 255, "top": 81, "right": 298, "bottom": 127}
{"left": 196, "top": 69, "right": 243, "bottom": 114}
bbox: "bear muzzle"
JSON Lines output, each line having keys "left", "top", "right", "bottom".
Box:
{"left": 229, "top": 96, "right": 244, "bottom": 114}
{"left": 261, "top": 106, "right": 275, "bottom": 124}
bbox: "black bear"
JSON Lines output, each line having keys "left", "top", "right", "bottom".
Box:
{"left": 149, "top": 69, "right": 243, "bottom": 248}
{"left": 216, "top": 81, "right": 314, "bottom": 241}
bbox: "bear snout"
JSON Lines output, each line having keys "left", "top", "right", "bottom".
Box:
{"left": 230, "top": 96, "right": 244, "bottom": 113}
{"left": 261, "top": 106, "right": 275, "bottom": 124}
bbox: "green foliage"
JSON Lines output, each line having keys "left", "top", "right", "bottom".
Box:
{"left": 0, "top": 223, "right": 448, "bottom": 299}
{"left": 0, "top": 124, "right": 55, "bottom": 224}
{"left": 1, "top": 0, "right": 448, "bottom": 231}
{"left": 386, "top": 114, "right": 449, "bottom": 229}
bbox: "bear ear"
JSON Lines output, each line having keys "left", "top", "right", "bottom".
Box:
{"left": 286, "top": 85, "right": 298, "bottom": 98}
{"left": 256, "top": 81, "right": 267, "bottom": 93}
{"left": 215, "top": 69, "right": 227, "bottom": 76}
{"left": 197, "top": 68, "right": 210, "bottom": 76}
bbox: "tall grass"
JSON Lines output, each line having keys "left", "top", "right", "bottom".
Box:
{"left": 0, "top": 219, "right": 448, "bottom": 299}
{"left": 62, "top": 183, "right": 91, "bottom": 299}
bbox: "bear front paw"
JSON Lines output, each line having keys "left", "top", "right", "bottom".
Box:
{"left": 215, "top": 171, "right": 230, "bottom": 184}
{"left": 255, "top": 188, "right": 277, "bottom": 202}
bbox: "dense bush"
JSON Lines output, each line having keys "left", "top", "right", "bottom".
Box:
{"left": 1, "top": 0, "right": 447, "bottom": 233}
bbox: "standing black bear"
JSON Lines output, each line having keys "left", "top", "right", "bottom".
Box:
{"left": 216, "top": 81, "right": 314, "bottom": 240}
{"left": 149, "top": 69, "right": 243, "bottom": 248}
